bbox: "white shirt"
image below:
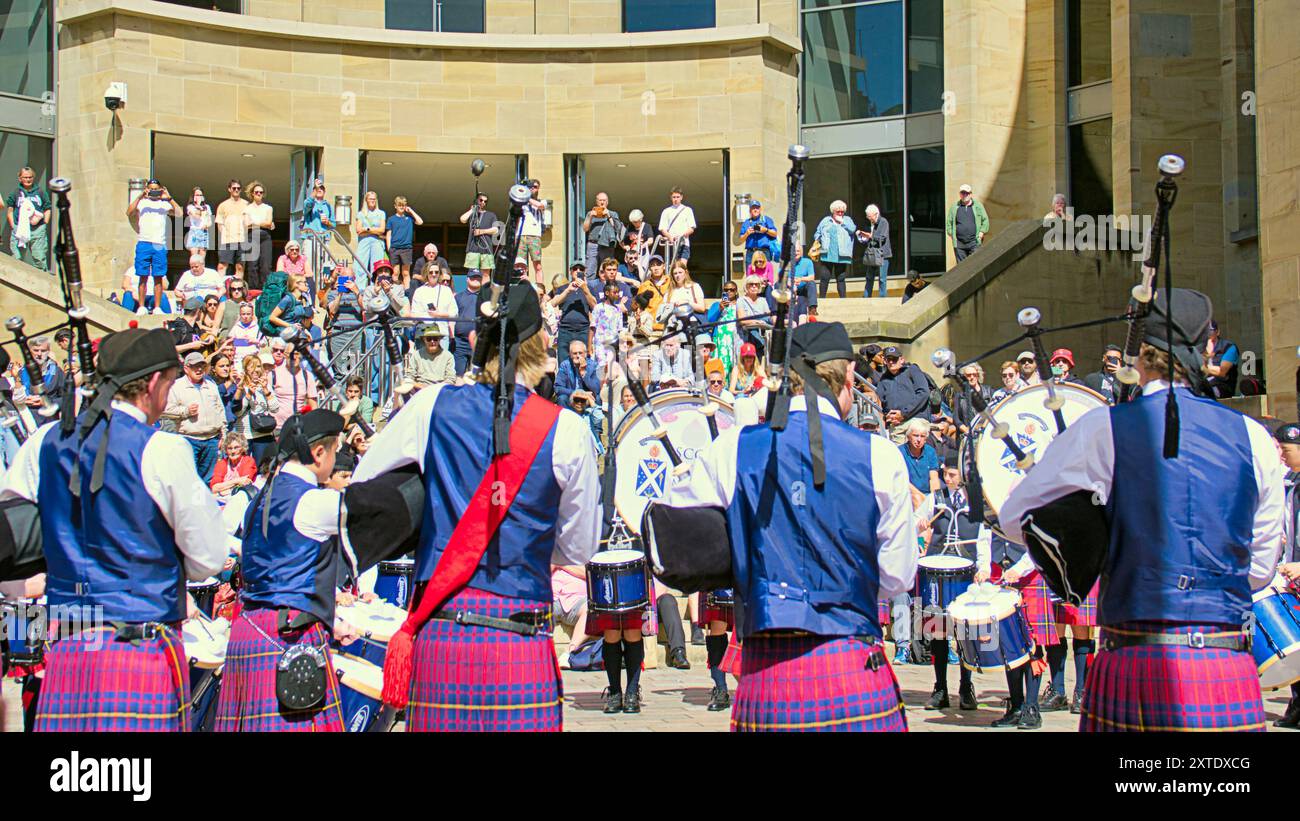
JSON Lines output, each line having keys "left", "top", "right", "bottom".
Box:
{"left": 409, "top": 283, "right": 458, "bottom": 338}
{"left": 136, "top": 198, "right": 173, "bottom": 244}
{"left": 174, "top": 267, "right": 224, "bottom": 302}
{"left": 663, "top": 394, "right": 919, "bottom": 600}
{"left": 658, "top": 204, "right": 697, "bottom": 247}
{"left": 350, "top": 382, "right": 602, "bottom": 567}
{"left": 521, "top": 202, "right": 544, "bottom": 238}
{"left": 3, "top": 403, "right": 227, "bottom": 581}
{"left": 999, "top": 380, "right": 1285, "bottom": 589}
{"left": 273, "top": 460, "right": 357, "bottom": 578}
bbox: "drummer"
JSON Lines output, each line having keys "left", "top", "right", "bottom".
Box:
{"left": 664, "top": 322, "right": 918, "bottom": 732}
{"left": 1272, "top": 421, "right": 1300, "bottom": 728}
{"left": 213, "top": 409, "right": 358, "bottom": 732}
{"left": 349, "top": 284, "right": 601, "bottom": 732}
{"left": 923, "top": 461, "right": 991, "bottom": 712}
{"left": 2, "top": 327, "right": 227, "bottom": 731}
{"left": 586, "top": 559, "right": 651, "bottom": 715}
{"left": 1001, "top": 289, "right": 1284, "bottom": 732}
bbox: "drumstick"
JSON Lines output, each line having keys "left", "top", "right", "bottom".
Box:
{"left": 700, "top": 402, "right": 720, "bottom": 441}
{"left": 627, "top": 380, "right": 682, "bottom": 465}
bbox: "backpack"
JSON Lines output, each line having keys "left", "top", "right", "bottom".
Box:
{"left": 256, "top": 271, "right": 288, "bottom": 337}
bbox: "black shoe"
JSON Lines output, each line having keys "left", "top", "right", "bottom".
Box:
{"left": 707, "top": 685, "right": 731, "bottom": 711}
{"left": 602, "top": 689, "right": 623, "bottom": 714}
{"left": 1274, "top": 698, "right": 1300, "bottom": 728}
{"left": 1040, "top": 689, "right": 1070, "bottom": 712}
{"left": 925, "top": 687, "right": 949, "bottom": 710}
{"left": 1070, "top": 691, "right": 1084, "bottom": 715}
{"left": 958, "top": 684, "right": 978, "bottom": 711}
{"left": 991, "top": 705, "right": 1022, "bottom": 728}
{"left": 667, "top": 647, "right": 691, "bottom": 670}
{"left": 622, "top": 689, "right": 641, "bottom": 714}
{"left": 1017, "top": 703, "right": 1043, "bottom": 730}
{"left": 691, "top": 626, "right": 705, "bottom": 646}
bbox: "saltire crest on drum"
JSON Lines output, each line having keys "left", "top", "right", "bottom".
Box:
{"left": 635, "top": 456, "right": 668, "bottom": 499}
{"left": 731, "top": 634, "right": 907, "bottom": 733}
{"left": 34, "top": 625, "right": 190, "bottom": 732}
{"left": 998, "top": 430, "right": 1039, "bottom": 474}
{"left": 1080, "top": 621, "right": 1265, "bottom": 732}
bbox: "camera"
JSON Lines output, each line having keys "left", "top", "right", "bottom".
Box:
{"left": 103, "top": 82, "right": 128, "bottom": 111}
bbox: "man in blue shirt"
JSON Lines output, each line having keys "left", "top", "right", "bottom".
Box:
{"left": 898, "top": 418, "right": 941, "bottom": 494}
{"left": 554, "top": 339, "right": 602, "bottom": 410}
{"left": 300, "top": 178, "right": 334, "bottom": 277}
{"left": 18, "top": 335, "right": 65, "bottom": 418}
{"left": 451, "top": 271, "right": 483, "bottom": 375}
{"left": 386, "top": 196, "right": 424, "bottom": 289}
{"left": 740, "top": 200, "right": 777, "bottom": 268}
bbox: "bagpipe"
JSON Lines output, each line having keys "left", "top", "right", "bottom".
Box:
{"left": 632, "top": 145, "right": 809, "bottom": 595}
{"left": 0, "top": 177, "right": 96, "bottom": 581}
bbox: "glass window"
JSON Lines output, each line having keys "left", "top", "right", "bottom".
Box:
{"left": 158, "top": 0, "right": 242, "bottom": 12}
{"left": 906, "top": 145, "right": 944, "bottom": 274}
{"left": 803, "top": 150, "right": 904, "bottom": 270}
{"left": 0, "top": 130, "right": 52, "bottom": 257}
{"left": 623, "top": 0, "right": 715, "bottom": 33}
{"left": 386, "top": 0, "right": 484, "bottom": 32}
{"left": 1068, "top": 0, "right": 1111, "bottom": 87}
{"left": 802, "top": 1, "right": 905, "bottom": 124}
{"left": 1068, "top": 118, "right": 1112, "bottom": 218}
{"left": 906, "top": 0, "right": 943, "bottom": 113}
{"left": 0, "top": 0, "right": 52, "bottom": 99}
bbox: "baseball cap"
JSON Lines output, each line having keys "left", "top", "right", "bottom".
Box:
{"left": 882, "top": 345, "right": 901, "bottom": 358}
{"left": 1049, "top": 348, "right": 1075, "bottom": 366}
{"left": 749, "top": 200, "right": 762, "bottom": 209}
{"left": 569, "top": 261, "right": 586, "bottom": 272}
{"left": 466, "top": 269, "right": 482, "bottom": 279}
{"left": 959, "top": 184, "right": 973, "bottom": 193}
{"left": 1275, "top": 422, "right": 1300, "bottom": 445}
{"left": 1017, "top": 350, "right": 1035, "bottom": 362}
{"left": 648, "top": 254, "right": 664, "bottom": 264}
{"left": 183, "top": 296, "right": 204, "bottom": 312}
{"left": 183, "top": 351, "right": 207, "bottom": 367}
{"left": 740, "top": 342, "right": 757, "bottom": 358}
{"left": 695, "top": 333, "right": 714, "bottom": 347}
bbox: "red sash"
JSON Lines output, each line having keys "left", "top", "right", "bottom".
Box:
{"left": 381, "top": 393, "right": 561, "bottom": 707}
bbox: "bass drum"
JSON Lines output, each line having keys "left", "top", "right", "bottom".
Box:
{"left": 613, "top": 389, "right": 735, "bottom": 534}
{"left": 962, "top": 382, "right": 1107, "bottom": 538}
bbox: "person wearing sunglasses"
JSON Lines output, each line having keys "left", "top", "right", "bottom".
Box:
{"left": 1016, "top": 351, "right": 1042, "bottom": 386}
{"left": 991, "top": 360, "right": 1026, "bottom": 403}
{"left": 703, "top": 358, "right": 735, "bottom": 404}
{"left": 216, "top": 179, "right": 247, "bottom": 282}
{"left": 1082, "top": 345, "right": 1123, "bottom": 404}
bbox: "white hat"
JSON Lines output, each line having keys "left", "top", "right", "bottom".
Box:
{"left": 959, "top": 183, "right": 973, "bottom": 194}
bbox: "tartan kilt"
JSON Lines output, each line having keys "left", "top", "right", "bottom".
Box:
{"left": 1014, "top": 572, "right": 1059, "bottom": 647}
{"left": 584, "top": 605, "right": 656, "bottom": 637}
{"left": 719, "top": 635, "right": 743, "bottom": 677}
{"left": 732, "top": 633, "right": 907, "bottom": 733}
{"left": 1080, "top": 621, "right": 1265, "bottom": 733}
{"left": 34, "top": 625, "right": 189, "bottom": 732}
{"left": 697, "top": 601, "right": 735, "bottom": 632}
{"left": 1055, "top": 582, "right": 1100, "bottom": 627}
{"left": 406, "top": 587, "right": 562, "bottom": 733}
{"left": 212, "top": 608, "right": 344, "bottom": 732}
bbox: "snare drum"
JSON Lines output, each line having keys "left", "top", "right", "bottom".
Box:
{"left": 949, "top": 586, "right": 1033, "bottom": 674}
{"left": 335, "top": 599, "right": 408, "bottom": 667}
{"left": 917, "top": 555, "right": 975, "bottom": 630}
{"left": 332, "top": 653, "right": 396, "bottom": 733}
{"left": 187, "top": 578, "right": 221, "bottom": 620}
{"left": 375, "top": 558, "right": 415, "bottom": 609}
{"left": 963, "top": 383, "right": 1106, "bottom": 537}
{"left": 1251, "top": 585, "right": 1300, "bottom": 690}
{"left": 613, "top": 390, "right": 735, "bottom": 533}
{"left": 586, "top": 549, "right": 649, "bottom": 614}
{"left": 706, "top": 589, "right": 735, "bottom": 610}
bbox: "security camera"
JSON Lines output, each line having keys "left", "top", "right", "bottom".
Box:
{"left": 104, "top": 82, "right": 128, "bottom": 111}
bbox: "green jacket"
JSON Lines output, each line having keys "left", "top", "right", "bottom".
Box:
{"left": 945, "top": 198, "right": 990, "bottom": 245}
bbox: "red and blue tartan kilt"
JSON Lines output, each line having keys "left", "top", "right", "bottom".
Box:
{"left": 1080, "top": 621, "right": 1266, "bottom": 733}
{"left": 34, "top": 625, "right": 189, "bottom": 732}
{"left": 696, "top": 601, "right": 735, "bottom": 632}
{"left": 1014, "top": 572, "right": 1059, "bottom": 648}
{"left": 731, "top": 633, "right": 907, "bottom": 732}
{"left": 1055, "top": 582, "right": 1099, "bottom": 628}
{"left": 212, "top": 608, "right": 344, "bottom": 732}
{"left": 584, "top": 605, "right": 656, "bottom": 636}
{"left": 406, "top": 587, "right": 562, "bottom": 733}
{"left": 719, "top": 635, "right": 743, "bottom": 676}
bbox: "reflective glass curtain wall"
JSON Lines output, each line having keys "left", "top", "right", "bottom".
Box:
{"left": 623, "top": 0, "right": 716, "bottom": 33}
{"left": 0, "top": 0, "right": 54, "bottom": 268}
{"left": 386, "top": 0, "right": 485, "bottom": 32}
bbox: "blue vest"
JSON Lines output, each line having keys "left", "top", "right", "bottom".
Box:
{"left": 240, "top": 472, "right": 340, "bottom": 625}
{"left": 728, "top": 411, "right": 884, "bottom": 639}
{"left": 416, "top": 383, "right": 561, "bottom": 603}
{"left": 1103, "top": 388, "right": 1257, "bottom": 626}
{"left": 38, "top": 412, "right": 185, "bottom": 623}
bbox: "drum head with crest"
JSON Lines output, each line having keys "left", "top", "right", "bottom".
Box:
{"left": 613, "top": 390, "right": 735, "bottom": 534}
{"left": 965, "top": 382, "right": 1106, "bottom": 538}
